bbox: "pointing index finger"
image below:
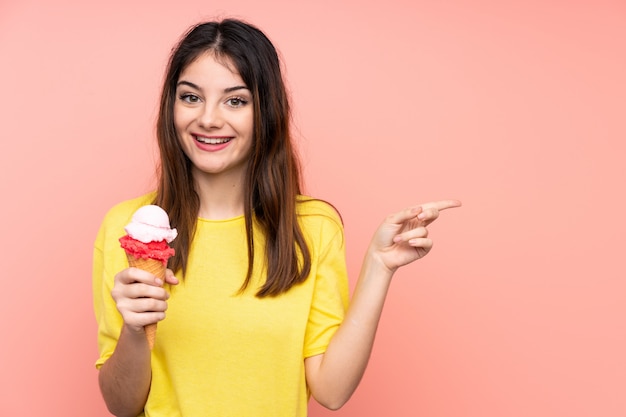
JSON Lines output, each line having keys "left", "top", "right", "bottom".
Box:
{"left": 420, "top": 199, "right": 462, "bottom": 212}
{"left": 388, "top": 199, "right": 461, "bottom": 225}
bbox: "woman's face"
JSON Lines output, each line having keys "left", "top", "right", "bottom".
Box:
{"left": 174, "top": 52, "right": 254, "bottom": 182}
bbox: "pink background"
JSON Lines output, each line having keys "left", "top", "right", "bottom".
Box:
{"left": 1, "top": 0, "right": 624, "bottom": 415}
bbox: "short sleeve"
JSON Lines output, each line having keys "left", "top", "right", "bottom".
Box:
{"left": 302, "top": 207, "right": 350, "bottom": 358}
{"left": 93, "top": 195, "right": 152, "bottom": 368}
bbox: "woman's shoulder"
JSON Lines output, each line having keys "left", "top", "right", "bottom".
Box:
{"left": 101, "top": 192, "right": 157, "bottom": 228}
{"left": 94, "top": 192, "right": 157, "bottom": 250}
{"left": 296, "top": 195, "right": 343, "bottom": 227}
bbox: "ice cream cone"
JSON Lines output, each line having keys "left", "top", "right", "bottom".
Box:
{"left": 126, "top": 254, "right": 166, "bottom": 350}
{"left": 120, "top": 205, "right": 177, "bottom": 350}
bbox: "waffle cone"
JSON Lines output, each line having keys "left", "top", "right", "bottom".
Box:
{"left": 126, "top": 254, "right": 167, "bottom": 350}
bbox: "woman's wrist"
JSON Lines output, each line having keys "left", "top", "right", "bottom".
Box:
{"left": 363, "top": 247, "right": 396, "bottom": 280}
{"left": 120, "top": 323, "right": 149, "bottom": 346}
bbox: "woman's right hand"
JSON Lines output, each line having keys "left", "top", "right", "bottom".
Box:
{"left": 100, "top": 267, "right": 179, "bottom": 416}
{"left": 111, "top": 267, "right": 178, "bottom": 333}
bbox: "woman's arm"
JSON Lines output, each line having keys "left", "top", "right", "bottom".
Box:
{"left": 98, "top": 268, "right": 178, "bottom": 417}
{"left": 98, "top": 324, "right": 152, "bottom": 417}
{"left": 305, "top": 200, "right": 461, "bottom": 410}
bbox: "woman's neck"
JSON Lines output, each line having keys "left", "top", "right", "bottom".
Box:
{"left": 193, "top": 169, "right": 246, "bottom": 220}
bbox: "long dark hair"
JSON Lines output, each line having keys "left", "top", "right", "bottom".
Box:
{"left": 154, "top": 19, "right": 311, "bottom": 297}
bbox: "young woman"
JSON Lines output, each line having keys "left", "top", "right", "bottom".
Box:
{"left": 93, "top": 18, "right": 461, "bottom": 417}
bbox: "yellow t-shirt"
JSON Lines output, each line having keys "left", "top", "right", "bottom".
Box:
{"left": 93, "top": 193, "right": 349, "bottom": 417}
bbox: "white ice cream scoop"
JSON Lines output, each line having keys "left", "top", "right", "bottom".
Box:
{"left": 124, "top": 205, "right": 178, "bottom": 243}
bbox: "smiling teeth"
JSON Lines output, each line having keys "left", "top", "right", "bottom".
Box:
{"left": 196, "top": 136, "right": 231, "bottom": 144}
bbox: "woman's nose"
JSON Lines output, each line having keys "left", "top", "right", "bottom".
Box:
{"left": 197, "top": 103, "right": 223, "bottom": 129}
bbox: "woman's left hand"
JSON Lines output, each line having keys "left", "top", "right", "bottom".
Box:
{"left": 369, "top": 199, "right": 462, "bottom": 273}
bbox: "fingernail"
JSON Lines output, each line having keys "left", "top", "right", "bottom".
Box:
{"left": 155, "top": 278, "right": 163, "bottom": 286}
{"left": 417, "top": 213, "right": 426, "bottom": 220}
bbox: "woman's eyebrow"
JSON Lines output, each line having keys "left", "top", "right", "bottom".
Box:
{"left": 176, "top": 80, "right": 248, "bottom": 94}
{"left": 224, "top": 85, "right": 249, "bottom": 93}
{"left": 177, "top": 80, "right": 200, "bottom": 90}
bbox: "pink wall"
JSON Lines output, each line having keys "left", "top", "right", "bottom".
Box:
{"left": 1, "top": 0, "right": 624, "bottom": 415}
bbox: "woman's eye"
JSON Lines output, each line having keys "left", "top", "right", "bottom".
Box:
{"left": 226, "top": 97, "right": 248, "bottom": 107}
{"left": 179, "top": 93, "right": 200, "bottom": 103}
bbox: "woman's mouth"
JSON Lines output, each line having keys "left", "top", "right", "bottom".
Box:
{"left": 194, "top": 135, "right": 232, "bottom": 145}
